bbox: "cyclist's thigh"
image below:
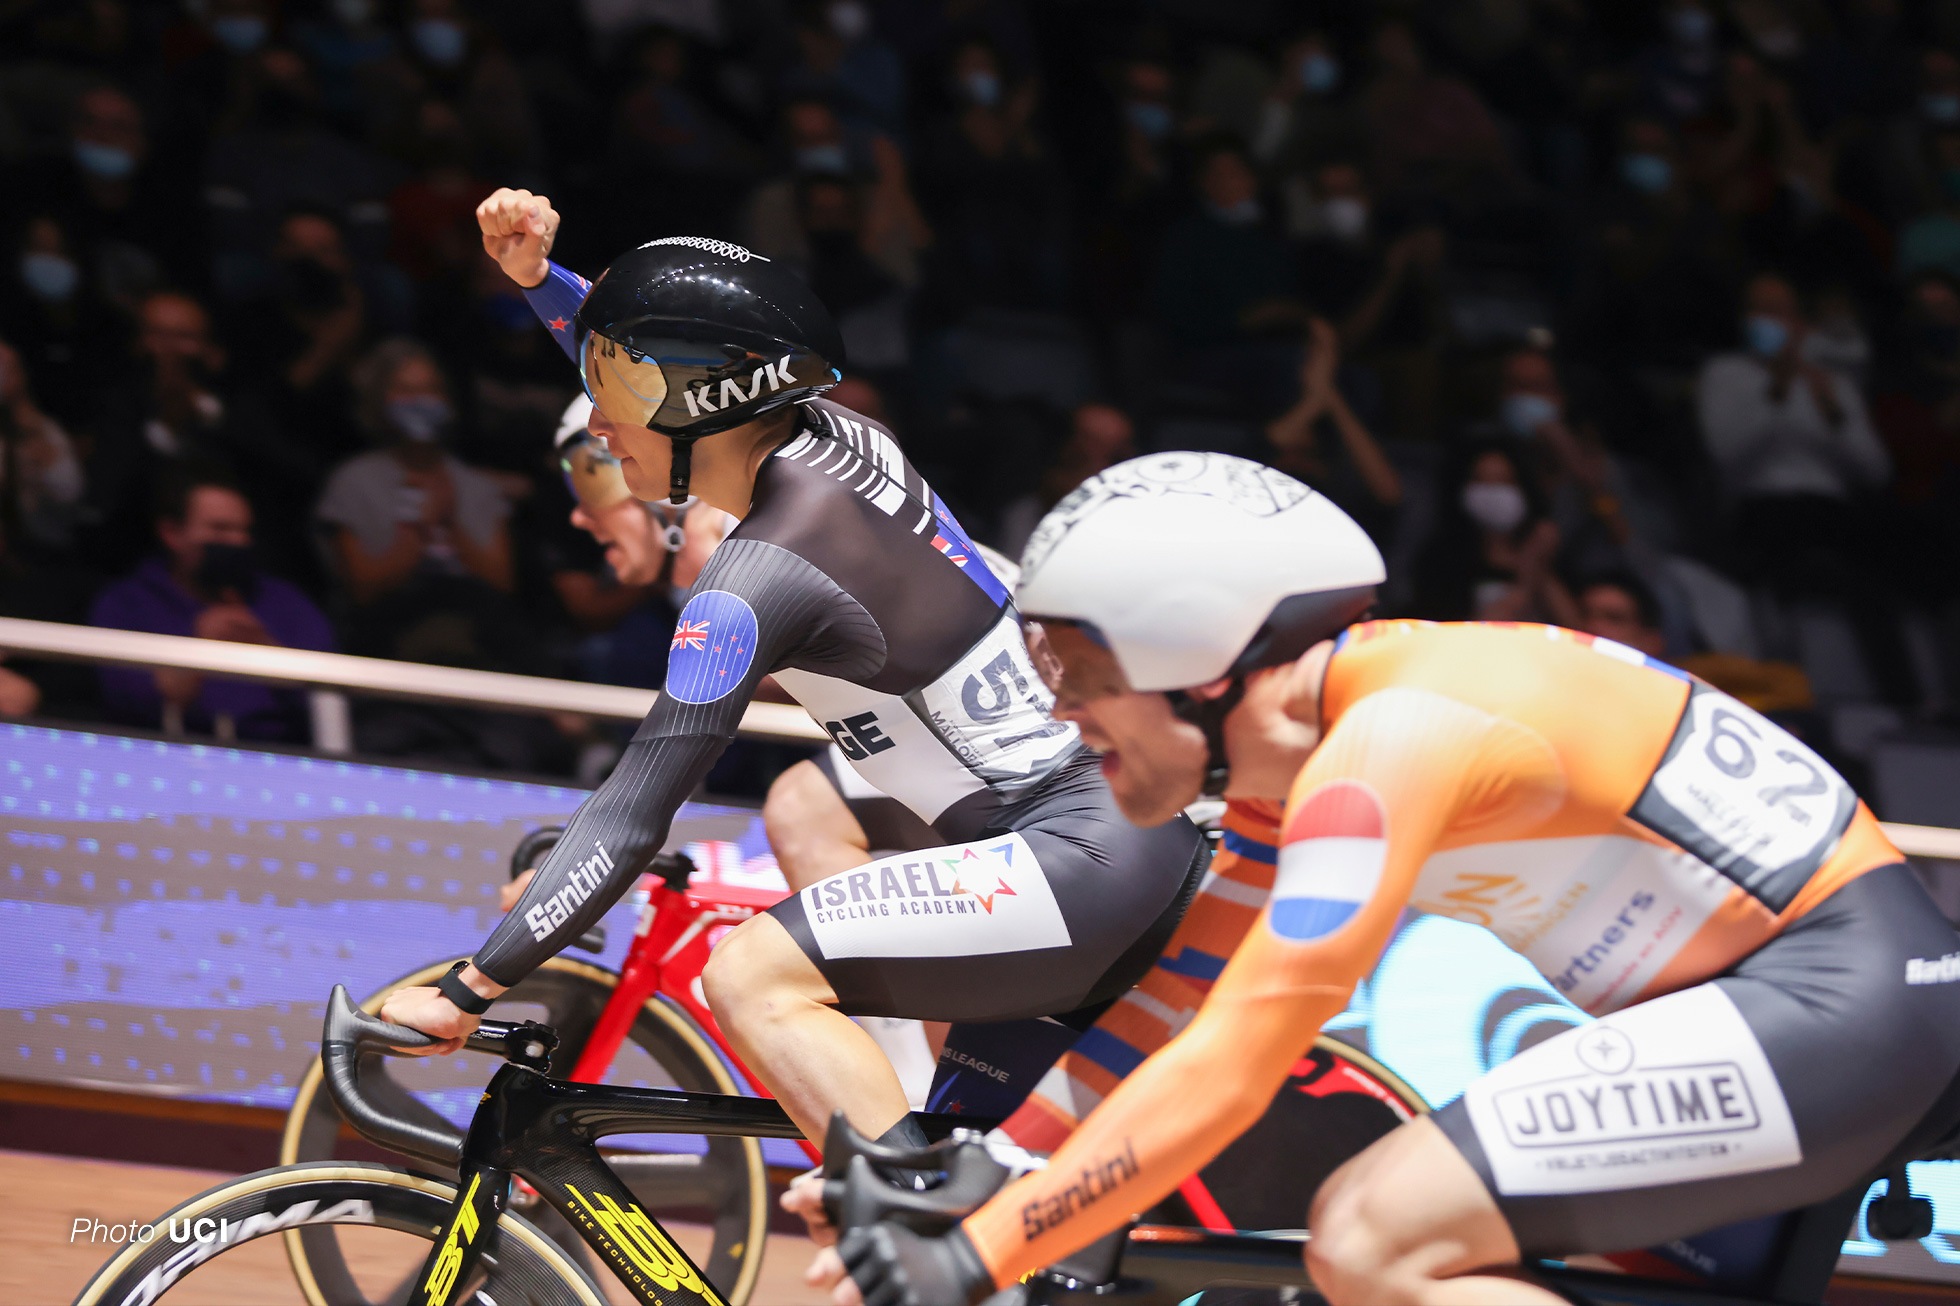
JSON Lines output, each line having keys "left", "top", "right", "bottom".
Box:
{"left": 766, "top": 799, "right": 1205, "bottom": 1022}
{"left": 1430, "top": 862, "right": 1960, "bottom": 1257}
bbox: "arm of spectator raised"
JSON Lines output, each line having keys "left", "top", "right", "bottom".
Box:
{"left": 1696, "top": 356, "right": 1779, "bottom": 479}
{"left": 1827, "top": 374, "right": 1892, "bottom": 487}
{"left": 1325, "top": 388, "right": 1402, "bottom": 507}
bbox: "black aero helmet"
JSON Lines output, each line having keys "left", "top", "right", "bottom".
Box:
{"left": 575, "top": 236, "right": 844, "bottom": 502}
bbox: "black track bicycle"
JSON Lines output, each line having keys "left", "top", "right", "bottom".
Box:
{"left": 73, "top": 984, "right": 1959, "bottom": 1306}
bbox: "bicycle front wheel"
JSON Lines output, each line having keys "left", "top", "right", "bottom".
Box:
{"left": 280, "top": 956, "right": 769, "bottom": 1305}
{"left": 73, "top": 1163, "right": 604, "bottom": 1306}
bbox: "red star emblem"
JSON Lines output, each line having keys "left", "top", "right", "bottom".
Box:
{"left": 548, "top": 316, "right": 570, "bottom": 332}
{"left": 947, "top": 848, "right": 1017, "bottom": 913}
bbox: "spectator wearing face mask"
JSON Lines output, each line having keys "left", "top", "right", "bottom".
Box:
{"left": 160, "top": 0, "right": 281, "bottom": 150}
{"left": 1292, "top": 163, "right": 1444, "bottom": 356}
{"left": 365, "top": 0, "right": 539, "bottom": 180}
{"left": 1116, "top": 56, "right": 1179, "bottom": 192}
{"left": 1287, "top": 160, "right": 1448, "bottom": 440}
{"left": 913, "top": 37, "right": 1064, "bottom": 320}
{"left": 316, "top": 338, "right": 524, "bottom": 668}
{"left": 1482, "top": 347, "right": 1647, "bottom": 573}
{"left": 7, "top": 86, "right": 191, "bottom": 310}
{"left": 1571, "top": 116, "right": 1734, "bottom": 367}
{"left": 1361, "top": 19, "right": 1512, "bottom": 203}
{"left": 1078, "top": 55, "right": 1184, "bottom": 324}
{"left": 1249, "top": 30, "right": 1368, "bottom": 193}
{"left": 1634, "top": 0, "right": 1724, "bottom": 123}
{"left": 1411, "top": 439, "right": 1580, "bottom": 625}
{"left": 1699, "top": 273, "right": 1890, "bottom": 531}
{"left": 607, "top": 26, "right": 764, "bottom": 239}
{"left": 228, "top": 209, "right": 370, "bottom": 452}
{"left": 90, "top": 462, "right": 334, "bottom": 741}
{"left": 203, "top": 47, "right": 396, "bottom": 303}
{"left": 743, "top": 97, "right": 871, "bottom": 260}
{"left": 781, "top": 0, "right": 907, "bottom": 141}
{"left": 1153, "top": 138, "right": 1304, "bottom": 368}
{"left": 1698, "top": 271, "right": 1918, "bottom": 702}
{"left": 789, "top": 166, "right": 926, "bottom": 375}
{"left": 290, "top": 0, "right": 397, "bottom": 133}
{"left": 83, "top": 291, "right": 250, "bottom": 575}
{"left": 0, "top": 214, "right": 119, "bottom": 427}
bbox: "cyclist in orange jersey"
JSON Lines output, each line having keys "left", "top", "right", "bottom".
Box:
{"left": 827, "top": 452, "right": 1960, "bottom": 1306}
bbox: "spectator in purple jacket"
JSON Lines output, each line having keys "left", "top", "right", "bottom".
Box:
{"left": 89, "top": 463, "right": 334, "bottom": 741}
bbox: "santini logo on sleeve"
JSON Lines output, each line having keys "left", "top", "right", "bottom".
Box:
{"left": 525, "top": 841, "right": 615, "bottom": 942}
{"left": 802, "top": 834, "right": 1070, "bottom": 959}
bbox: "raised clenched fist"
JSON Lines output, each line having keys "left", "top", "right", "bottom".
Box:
{"left": 476, "top": 187, "right": 560, "bottom": 289}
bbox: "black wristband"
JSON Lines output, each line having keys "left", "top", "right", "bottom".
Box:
{"left": 436, "top": 960, "right": 493, "bottom": 1015}
{"left": 945, "top": 1226, "right": 995, "bottom": 1306}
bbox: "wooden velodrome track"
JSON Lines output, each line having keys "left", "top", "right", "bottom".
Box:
{"left": 2, "top": 1149, "right": 829, "bottom": 1306}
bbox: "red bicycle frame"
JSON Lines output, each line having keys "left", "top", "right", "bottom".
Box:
{"left": 564, "top": 868, "right": 825, "bottom": 1163}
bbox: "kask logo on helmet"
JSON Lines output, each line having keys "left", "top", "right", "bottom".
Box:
{"left": 681, "top": 355, "right": 797, "bottom": 418}
{"left": 1021, "top": 451, "right": 1317, "bottom": 573}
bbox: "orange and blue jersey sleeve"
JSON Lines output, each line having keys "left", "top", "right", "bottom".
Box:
{"left": 961, "top": 688, "right": 1520, "bottom": 1287}
{"left": 991, "top": 799, "right": 1283, "bottom": 1155}
{"left": 522, "top": 260, "right": 592, "bottom": 365}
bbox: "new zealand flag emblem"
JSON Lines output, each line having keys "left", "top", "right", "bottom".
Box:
{"left": 664, "top": 590, "right": 759, "bottom": 703}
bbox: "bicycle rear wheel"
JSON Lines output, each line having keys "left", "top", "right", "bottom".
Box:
{"left": 1175, "top": 1035, "right": 1428, "bottom": 1233}
{"left": 73, "top": 1163, "right": 603, "bottom": 1306}
{"left": 280, "top": 957, "right": 768, "bottom": 1304}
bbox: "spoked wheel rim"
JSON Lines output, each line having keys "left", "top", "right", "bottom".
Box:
{"left": 281, "top": 958, "right": 769, "bottom": 1305}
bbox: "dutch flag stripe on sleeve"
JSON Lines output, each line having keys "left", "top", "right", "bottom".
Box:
{"left": 1268, "top": 779, "right": 1387, "bottom": 942}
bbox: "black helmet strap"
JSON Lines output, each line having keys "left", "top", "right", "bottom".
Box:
{"left": 667, "top": 434, "right": 699, "bottom": 505}
{"left": 1165, "top": 678, "right": 1247, "bottom": 799}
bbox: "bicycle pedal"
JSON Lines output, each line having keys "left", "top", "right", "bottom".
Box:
{"left": 1871, "top": 1193, "right": 1935, "bottom": 1241}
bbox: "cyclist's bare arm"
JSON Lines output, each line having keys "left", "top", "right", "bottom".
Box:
{"left": 956, "top": 690, "right": 1518, "bottom": 1288}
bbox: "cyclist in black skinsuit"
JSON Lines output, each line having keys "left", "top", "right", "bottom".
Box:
{"left": 380, "top": 188, "right": 1207, "bottom": 1153}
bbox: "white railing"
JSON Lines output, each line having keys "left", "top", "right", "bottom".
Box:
{"left": 4, "top": 616, "right": 1958, "bottom": 862}
{"left": 0, "top": 617, "right": 827, "bottom": 751}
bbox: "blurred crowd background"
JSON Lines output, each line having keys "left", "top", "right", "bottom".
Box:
{"left": 5, "top": 0, "right": 1960, "bottom": 802}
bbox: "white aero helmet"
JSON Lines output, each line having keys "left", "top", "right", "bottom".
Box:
{"left": 554, "top": 393, "right": 595, "bottom": 450}
{"left": 1017, "top": 452, "right": 1384, "bottom": 692}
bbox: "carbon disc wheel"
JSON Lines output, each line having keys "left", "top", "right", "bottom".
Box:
{"left": 279, "top": 957, "right": 769, "bottom": 1304}
{"left": 73, "top": 1163, "right": 603, "bottom": 1306}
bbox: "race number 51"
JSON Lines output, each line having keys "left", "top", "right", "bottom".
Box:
{"left": 1630, "top": 686, "right": 1855, "bottom": 912}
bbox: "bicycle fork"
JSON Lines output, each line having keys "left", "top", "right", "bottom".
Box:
{"left": 412, "top": 1160, "right": 510, "bottom": 1306}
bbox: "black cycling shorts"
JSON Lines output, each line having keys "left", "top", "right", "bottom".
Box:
{"left": 1435, "top": 862, "right": 1960, "bottom": 1257}
{"left": 810, "top": 743, "right": 942, "bottom": 858}
{"left": 769, "top": 753, "right": 1208, "bottom": 1022}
